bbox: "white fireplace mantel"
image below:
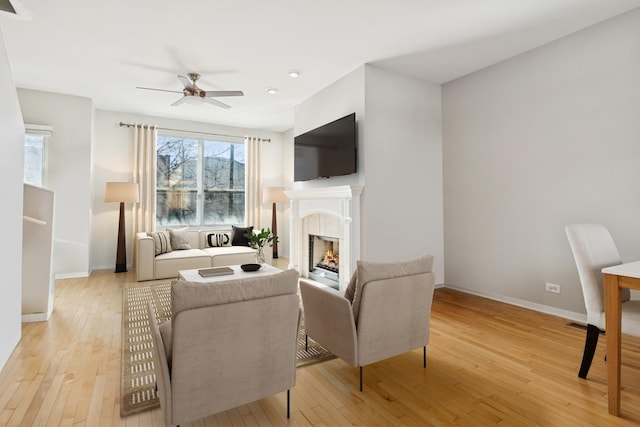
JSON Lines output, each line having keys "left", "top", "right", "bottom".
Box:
{"left": 285, "top": 185, "right": 362, "bottom": 291}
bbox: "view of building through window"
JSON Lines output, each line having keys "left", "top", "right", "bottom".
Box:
{"left": 156, "top": 134, "right": 245, "bottom": 227}
{"left": 24, "top": 133, "right": 47, "bottom": 187}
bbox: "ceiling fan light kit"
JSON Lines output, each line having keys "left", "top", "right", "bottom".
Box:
{"left": 137, "top": 72, "right": 243, "bottom": 109}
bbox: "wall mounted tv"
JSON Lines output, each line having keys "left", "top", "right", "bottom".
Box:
{"left": 294, "top": 112, "right": 357, "bottom": 182}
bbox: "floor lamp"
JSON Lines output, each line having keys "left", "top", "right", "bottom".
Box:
{"left": 105, "top": 182, "right": 139, "bottom": 273}
{"left": 263, "top": 187, "right": 286, "bottom": 259}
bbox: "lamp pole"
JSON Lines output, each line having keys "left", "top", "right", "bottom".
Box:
{"left": 105, "top": 182, "right": 139, "bottom": 273}
{"left": 263, "top": 187, "right": 286, "bottom": 260}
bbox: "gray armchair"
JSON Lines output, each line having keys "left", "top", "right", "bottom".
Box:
{"left": 148, "top": 268, "right": 301, "bottom": 426}
{"left": 299, "top": 254, "right": 436, "bottom": 391}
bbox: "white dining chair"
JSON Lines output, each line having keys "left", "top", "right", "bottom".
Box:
{"left": 565, "top": 223, "right": 640, "bottom": 379}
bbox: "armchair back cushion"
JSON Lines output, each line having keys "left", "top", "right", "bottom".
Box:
{"left": 348, "top": 254, "right": 434, "bottom": 325}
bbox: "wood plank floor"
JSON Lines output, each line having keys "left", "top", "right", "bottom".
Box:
{"left": 3, "top": 265, "right": 640, "bottom": 426}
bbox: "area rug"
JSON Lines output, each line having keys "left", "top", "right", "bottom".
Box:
{"left": 121, "top": 282, "right": 334, "bottom": 417}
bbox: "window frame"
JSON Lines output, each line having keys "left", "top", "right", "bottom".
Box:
{"left": 24, "top": 124, "right": 52, "bottom": 188}
{"left": 155, "top": 131, "right": 246, "bottom": 228}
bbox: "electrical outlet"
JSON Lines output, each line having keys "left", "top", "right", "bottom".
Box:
{"left": 545, "top": 282, "right": 561, "bottom": 294}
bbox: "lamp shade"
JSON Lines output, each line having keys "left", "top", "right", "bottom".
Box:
{"left": 263, "top": 187, "right": 286, "bottom": 204}
{"left": 105, "top": 182, "right": 139, "bottom": 203}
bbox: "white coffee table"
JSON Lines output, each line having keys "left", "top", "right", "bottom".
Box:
{"left": 178, "top": 263, "right": 282, "bottom": 283}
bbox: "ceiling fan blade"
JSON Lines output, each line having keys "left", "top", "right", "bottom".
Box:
{"left": 136, "top": 86, "right": 183, "bottom": 94}
{"left": 204, "top": 97, "right": 231, "bottom": 109}
{"left": 178, "top": 75, "right": 192, "bottom": 88}
{"left": 204, "top": 90, "right": 244, "bottom": 97}
{"left": 171, "top": 97, "right": 186, "bottom": 106}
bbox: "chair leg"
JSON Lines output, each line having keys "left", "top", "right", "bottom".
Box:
{"left": 359, "top": 366, "right": 363, "bottom": 392}
{"left": 305, "top": 334, "right": 308, "bottom": 352}
{"left": 423, "top": 346, "right": 427, "bottom": 368}
{"left": 578, "top": 324, "right": 601, "bottom": 379}
{"left": 287, "top": 389, "right": 290, "bottom": 419}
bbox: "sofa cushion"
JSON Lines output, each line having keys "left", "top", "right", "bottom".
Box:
{"left": 168, "top": 227, "right": 192, "bottom": 250}
{"left": 171, "top": 268, "right": 298, "bottom": 320}
{"left": 351, "top": 254, "right": 434, "bottom": 325}
{"left": 154, "top": 249, "right": 212, "bottom": 280}
{"left": 206, "top": 232, "right": 232, "bottom": 248}
{"left": 155, "top": 248, "right": 209, "bottom": 261}
{"left": 231, "top": 225, "right": 253, "bottom": 246}
{"left": 201, "top": 246, "right": 255, "bottom": 257}
{"left": 149, "top": 231, "right": 172, "bottom": 255}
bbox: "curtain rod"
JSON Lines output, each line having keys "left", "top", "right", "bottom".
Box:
{"left": 118, "top": 122, "right": 271, "bottom": 142}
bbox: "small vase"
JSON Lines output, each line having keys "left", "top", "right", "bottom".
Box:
{"left": 255, "top": 247, "right": 266, "bottom": 264}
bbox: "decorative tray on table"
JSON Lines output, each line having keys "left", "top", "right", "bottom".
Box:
{"left": 240, "top": 263, "right": 261, "bottom": 272}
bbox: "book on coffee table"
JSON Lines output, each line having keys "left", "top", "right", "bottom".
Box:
{"left": 198, "top": 266, "right": 234, "bottom": 277}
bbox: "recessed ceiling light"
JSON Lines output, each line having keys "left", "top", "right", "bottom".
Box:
{"left": 288, "top": 69, "right": 302, "bottom": 78}
{"left": 266, "top": 87, "right": 279, "bottom": 94}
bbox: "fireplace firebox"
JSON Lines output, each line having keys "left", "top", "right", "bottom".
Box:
{"left": 308, "top": 235, "right": 339, "bottom": 289}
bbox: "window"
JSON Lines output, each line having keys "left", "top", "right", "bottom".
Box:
{"left": 156, "top": 133, "right": 246, "bottom": 227}
{"left": 24, "top": 124, "right": 52, "bottom": 187}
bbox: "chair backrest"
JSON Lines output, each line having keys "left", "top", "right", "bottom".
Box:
{"left": 565, "top": 224, "right": 628, "bottom": 323}
{"left": 350, "top": 254, "right": 436, "bottom": 366}
{"left": 169, "top": 268, "right": 300, "bottom": 425}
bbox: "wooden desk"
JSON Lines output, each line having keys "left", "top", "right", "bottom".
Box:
{"left": 602, "top": 260, "right": 640, "bottom": 416}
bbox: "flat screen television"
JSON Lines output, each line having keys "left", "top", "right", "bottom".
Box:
{"left": 294, "top": 112, "right": 357, "bottom": 182}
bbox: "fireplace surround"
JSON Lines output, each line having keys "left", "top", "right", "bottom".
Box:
{"left": 285, "top": 185, "right": 363, "bottom": 291}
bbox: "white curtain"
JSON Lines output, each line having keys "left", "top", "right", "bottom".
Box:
{"left": 132, "top": 124, "right": 157, "bottom": 235}
{"left": 244, "top": 136, "right": 263, "bottom": 228}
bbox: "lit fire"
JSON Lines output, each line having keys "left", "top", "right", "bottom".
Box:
{"left": 319, "top": 249, "right": 339, "bottom": 269}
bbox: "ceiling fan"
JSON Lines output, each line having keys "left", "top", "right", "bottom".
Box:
{"left": 136, "top": 73, "right": 243, "bottom": 109}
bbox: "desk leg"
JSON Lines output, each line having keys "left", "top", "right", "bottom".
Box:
{"left": 604, "top": 273, "right": 622, "bottom": 416}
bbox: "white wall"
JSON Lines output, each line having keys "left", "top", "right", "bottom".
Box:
{"left": 17, "top": 89, "right": 93, "bottom": 278}
{"left": 442, "top": 8, "right": 640, "bottom": 315}
{"left": 92, "top": 109, "right": 288, "bottom": 270}
{"left": 293, "top": 65, "right": 445, "bottom": 282}
{"left": 363, "top": 65, "right": 444, "bottom": 280}
{"left": 0, "top": 27, "right": 24, "bottom": 371}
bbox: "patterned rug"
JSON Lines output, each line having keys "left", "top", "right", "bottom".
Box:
{"left": 121, "top": 282, "right": 334, "bottom": 417}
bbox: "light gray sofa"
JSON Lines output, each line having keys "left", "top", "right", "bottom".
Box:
{"left": 148, "top": 268, "right": 301, "bottom": 426}
{"left": 135, "top": 227, "right": 271, "bottom": 281}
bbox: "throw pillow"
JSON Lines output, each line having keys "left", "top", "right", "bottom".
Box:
{"left": 231, "top": 225, "right": 254, "bottom": 246}
{"left": 206, "top": 232, "right": 232, "bottom": 247}
{"left": 148, "top": 231, "right": 172, "bottom": 256}
{"left": 168, "top": 227, "right": 191, "bottom": 250}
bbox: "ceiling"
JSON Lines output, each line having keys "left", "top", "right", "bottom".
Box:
{"left": 2, "top": 0, "right": 640, "bottom": 132}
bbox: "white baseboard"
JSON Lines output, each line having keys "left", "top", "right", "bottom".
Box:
{"left": 22, "top": 312, "right": 51, "bottom": 323}
{"left": 54, "top": 271, "right": 89, "bottom": 280}
{"left": 442, "top": 284, "right": 587, "bottom": 325}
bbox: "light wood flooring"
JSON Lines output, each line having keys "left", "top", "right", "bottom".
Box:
{"left": 3, "top": 263, "right": 640, "bottom": 426}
